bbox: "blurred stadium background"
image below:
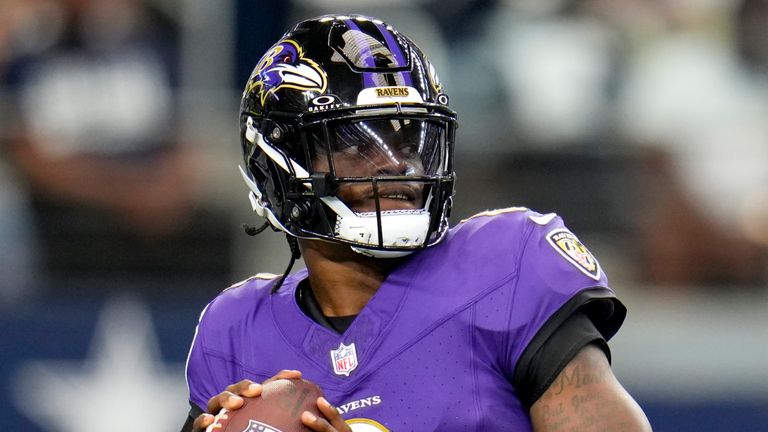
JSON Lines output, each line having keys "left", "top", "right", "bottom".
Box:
{"left": 0, "top": 0, "right": 766, "bottom": 430}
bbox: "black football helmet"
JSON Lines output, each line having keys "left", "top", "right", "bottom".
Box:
{"left": 239, "top": 14, "right": 457, "bottom": 258}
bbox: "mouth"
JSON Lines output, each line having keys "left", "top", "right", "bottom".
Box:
{"left": 378, "top": 191, "right": 417, "bottom": 202}
{"left": 373, "top": 185, "right": 421, "bottom": 210}
{"left": 339, "top": 184, "right": 424, "bottom": 212}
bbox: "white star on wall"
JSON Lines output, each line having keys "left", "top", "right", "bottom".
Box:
{"left": 12, "top": 296, "right": 190, "bottom": 432}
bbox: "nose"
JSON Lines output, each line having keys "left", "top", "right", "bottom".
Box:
{"left": 373, "top": 151, "right": 410, "bottom": 176}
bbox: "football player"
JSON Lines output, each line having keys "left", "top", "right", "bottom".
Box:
{"left": 183, "top": 14, "right": 652, "bottom": 432}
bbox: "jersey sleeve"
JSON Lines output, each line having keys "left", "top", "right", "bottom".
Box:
{"left": 184, "top": 275, "right": 279, "bottom": 412}
{"left": 513, "top": 301, "right": 619, "bottom": 408}
{"left": 184, "top": 301, "right": 224, "bottom": 411}
{"left": 184, "top": 296, "right": 246, "bottom": 411}
{"left": 503, "top": 212, "right": 626, "bottom": 396}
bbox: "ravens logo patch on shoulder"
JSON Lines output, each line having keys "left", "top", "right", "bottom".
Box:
{"left": 546, "top": 229, "right": 601, "bottom": 280}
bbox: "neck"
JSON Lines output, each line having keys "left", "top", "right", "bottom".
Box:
{"left": 299, "top": 239, "right": 403, "bottom": 317}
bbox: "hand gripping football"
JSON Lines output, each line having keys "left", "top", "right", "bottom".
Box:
{"left": 206, "top": 378, "right": 325, "bottom": 432}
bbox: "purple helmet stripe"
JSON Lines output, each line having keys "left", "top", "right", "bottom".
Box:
{"left": 374, "top": 22, "right": 413, "bottom": 86}
{"left": 343, "top": 19, "right": 377, "bottom": 88}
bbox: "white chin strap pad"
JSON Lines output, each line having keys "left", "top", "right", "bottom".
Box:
{"left": 335, "top": 209, "right": 430, "bottom": 258}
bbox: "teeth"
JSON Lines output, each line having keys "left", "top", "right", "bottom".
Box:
{"left": 381, "top": 194, "right": 409, "bottom": 200}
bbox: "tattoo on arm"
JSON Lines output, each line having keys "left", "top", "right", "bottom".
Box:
{"left": 547, "top": 362, "right": 610, "bottom": 397}
{"left": 531, "top": 344, "right": 651, "bottom": 432}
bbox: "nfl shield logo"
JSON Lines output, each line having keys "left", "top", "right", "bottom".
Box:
{"left": 330, "top": 342, "right": 358, "bottom": 376}
{"left": 242, "top": 419, "right": 282, "bottom": 432}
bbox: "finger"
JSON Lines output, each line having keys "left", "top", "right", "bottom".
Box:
{"left": 263, "top": 369, "right": 302, "bottom": 384}
{"left": 301, "top": 410, "right": 336, "bottom": 432}
{"left": 224, "top": 379, "right": 263, "bottom": 397}
{"left": 191, "top": 413, "right": 214, "bottom": 432}
{"left": 317, "top": 397, "right": 352, "bottom": 432}
{"left": 206, "top": 391, "right": 245, "bottom": 414}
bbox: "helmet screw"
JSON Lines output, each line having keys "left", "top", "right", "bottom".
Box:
{"left": 270, "top": 127, "right": 283, "bottom": 141}
{"left": 290, "top": 206, "right": 302, "bottom": 220}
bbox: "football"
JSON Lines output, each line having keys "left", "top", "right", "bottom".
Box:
{"left": 206, "top": 378, "right": 325, "bottom": 432}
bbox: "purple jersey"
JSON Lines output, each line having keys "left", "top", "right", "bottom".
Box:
{"left": 185, "top": 208, "right": 621, "bottom": 431}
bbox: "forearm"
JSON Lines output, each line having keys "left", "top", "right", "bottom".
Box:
{"left": 530, "top": 344, "right": 652, "bottom": 432}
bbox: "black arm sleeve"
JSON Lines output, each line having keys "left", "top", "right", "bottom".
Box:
{"left": 512, "top": 287, "right": 627, "bottom": 409}
{"left": 180, "top": 403, "right": 204, "bottom": 432}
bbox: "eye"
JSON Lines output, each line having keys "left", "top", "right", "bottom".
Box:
{"left": 340, "top": 144, "right": 360, "bottom": 155}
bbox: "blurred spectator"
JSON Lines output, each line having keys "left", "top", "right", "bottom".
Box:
{"left": 0, "top": 0, "right": 232, "bottom": 297}
{"left": 617, "top": 0, "right": 768, "bottom": 287}
{"left": 486, "top": 0, "right": 622, "bottom": 149}
{"left": 0, "top": 161, "right": 36, "bottom": 305}
{"left": 736, "top": 0, "right": 768, "bottom": 76}
{"left": 435, "top": 0, "right": 768, "bottom": 288}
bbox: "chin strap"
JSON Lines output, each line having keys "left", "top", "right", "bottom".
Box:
{"left": 271, "top": 234, "right": 302, "bottom": 294}
{"left": 242, "top": 222, "right": 270, "bottom": 236}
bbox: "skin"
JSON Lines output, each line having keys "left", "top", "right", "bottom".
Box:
{"left": 192, "top": 135, "right": 652, "bottom": 431}
{"left": 191, "top": 370, "right": 352, "bottom": 432}
{"left": 530, "top": 344, "right": 652, "bottom": 432}
{"left": 317, "top": 134, "right": 426, "bottom": 213}
{"left": 191, "top": 241, "right": 392, "bottom": 432}
{"left": 191, "top": 144, "right": 411, "bottom": 432}
{"left": 193, "top": 230, "right": 653, "bottom": 432}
